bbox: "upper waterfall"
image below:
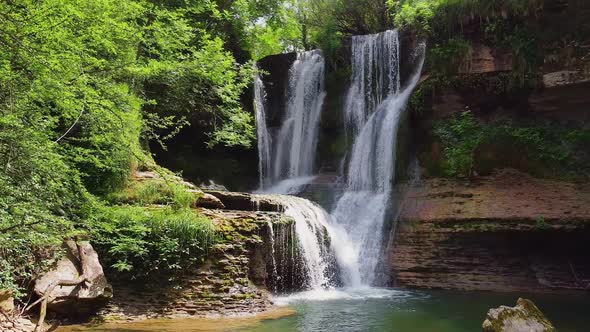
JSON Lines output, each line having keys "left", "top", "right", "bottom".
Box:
{"left": 255, "top": 50, "right": 326, "bottom": 192}
{"left": 255, "top": 74, "right": 272, "bottom": 189}
{"left": 344, "top": 30, "right": 400, "bottom": 135}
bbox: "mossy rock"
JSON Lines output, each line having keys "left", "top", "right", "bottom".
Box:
{"left": 482, "top": 298, "right": 556, "bottom": 332}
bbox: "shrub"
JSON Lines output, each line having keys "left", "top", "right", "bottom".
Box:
{"left": 107, "top": 179, "right": 201, "bottom": 209}
{"left": 90, "top": 206, "right": 216, "bottom": 281}
{"left": 434, "top": 111, "right": 590, "bottom": 179}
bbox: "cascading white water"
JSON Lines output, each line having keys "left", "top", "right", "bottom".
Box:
{"left": 331, "top": 31, "right": 425, "bottom": 287}
{"left": 254, "top": 50, "right": 334, "bottom": 293}
{"left": 254, "top": 35, "right": 424, "bottom": 294}
{"left": 256, "top": 194, "right": 334, "bottom": 290}
{"left": 255, "top": 50, "right": 326, "bottom": 193}
{"left": 344, "top": 31, "right": 400, "bottom": 135}
{"left": 254, "top": 74, "right": 272, "bottom": 189}
{"left": 273, "top": 50, "right": 326, "bottom": 182}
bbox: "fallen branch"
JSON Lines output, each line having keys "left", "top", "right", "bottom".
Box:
{"left": 0, "top": 220, "right": 44, "bottom": 233}
{"left": 27, "top": 241, "right": 91, "bottom": 332}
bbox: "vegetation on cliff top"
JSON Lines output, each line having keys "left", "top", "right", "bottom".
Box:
{"left": 432, "top": 111, "right": 590, "bottom": 179}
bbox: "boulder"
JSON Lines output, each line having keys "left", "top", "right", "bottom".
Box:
{"left": 0, "top": 289, "right": 14, "bottom": 313}
{"left": 196, "top": 193, "right": 226, "bottom": 209}
{"left": 205, "top": 191, "right": 283, "bottom": 212}
{"left": 34, "top": 240, "right": 112, "bottom": 315}
{"left": 482, "top": 298, "right": 556, "bottom": 332}
{"left": 199, "top": 180, "right": 228, "bottom": 191}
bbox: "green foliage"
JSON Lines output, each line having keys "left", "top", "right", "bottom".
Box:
{"left": 0, "top": 118, "right": 88, "bottom": 294}
{"left": 535, "top": 215, "right": 550, "bottom": 230}
{"left": 107, "top": 179, "right": 201, "bottom": 209}
{"left": 434, "top": 111, "right": 590, "bottom": 179}
{"left": 390, "top": 0, "right": 542, "bottom": 37}
{"left": 91, "top": 206, "right": 215, "bottom": 280}
{"left": 1, "top": 0, "right": 288, "bottom": 293}
{"left": 389, "top": 0, "right": 543, "bottom": 87}
{"left": 428, "top": 38, "right": 472, "bottom": 75}
{"left": 434, "top": 111, "right": 483, "bottom": 177}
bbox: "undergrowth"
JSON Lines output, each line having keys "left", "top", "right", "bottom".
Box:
{"left": 90, "top": 205, "right": 215, "bottom": 281}
{"left": 433, "top": 111, "right": 590, "bottom": 179}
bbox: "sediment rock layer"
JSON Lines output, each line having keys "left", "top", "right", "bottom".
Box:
{"left": 390, "top": 169, "right": 590, "bottom": 292}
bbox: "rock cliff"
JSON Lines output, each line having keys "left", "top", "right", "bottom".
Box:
{"left": 390, "top": 169, "right": 590, "bottom": 292}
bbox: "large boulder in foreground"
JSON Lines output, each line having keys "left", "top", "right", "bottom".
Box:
{"left": 34, "top": 240, "right": 113, "bottom": 315}
{"left": 482, "top": 298, "right": 556, "bottom": 332}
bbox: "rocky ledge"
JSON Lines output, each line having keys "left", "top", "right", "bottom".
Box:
{"left": 100, "top": 209, "right": 293, "bottom": 321}
{"left": 390, "top": 169, "right": 590, "bottom": 292}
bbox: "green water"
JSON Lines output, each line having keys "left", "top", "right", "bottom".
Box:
{"left": 240, "top": 289, "right": 589, "bottom": 332}
{"left": 61, "top": 288, "right": 590, "bottom": 332}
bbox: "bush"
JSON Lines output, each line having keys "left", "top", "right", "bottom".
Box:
{"left": 0, "top": 121, "right": 88, "bottom": 294}
{"left": 90, "top": 206, "right": 216, "bottom": 281}
{"left": 434, "top": 111, "right": 590, "bottom": 179}
{"left": 434, "top": 110, "right": 483, "bottom": 177}
{"left": 107, "top": 179, "right": 201, "bottom": 209}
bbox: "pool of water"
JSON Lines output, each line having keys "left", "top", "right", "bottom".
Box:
{"left": 59, "top": 288, "right": 590, "bottom": 332}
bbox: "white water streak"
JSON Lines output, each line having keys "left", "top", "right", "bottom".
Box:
{"left": 332, "top": 31, "right": 425, "bottom": 287}
{"left": 256, "top": 195, "right": 333, "bottom": 290}
{"left": 254, "top": 74, "right": 272, "bottom": 189}
{"left": 273, "top": 50, "right": 326, "bottom": 182}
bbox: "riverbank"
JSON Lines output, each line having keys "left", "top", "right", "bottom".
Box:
{"left": 56, "top": 306, "right": 296, "bottom": 332}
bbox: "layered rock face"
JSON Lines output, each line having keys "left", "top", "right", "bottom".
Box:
{"left": 390, "top": 169, "right": 590, "bottom": 292}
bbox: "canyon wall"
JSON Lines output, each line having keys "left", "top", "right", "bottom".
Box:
{"left": 390, "top": 169, "right": 590, "bottom": 292}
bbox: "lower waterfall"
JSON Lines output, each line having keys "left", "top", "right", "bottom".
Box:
{"left": 255, "top": 194, "right": 339, "bottom": 291}
{"left": 332, "top": 37, "right": 426, "bottom": 287}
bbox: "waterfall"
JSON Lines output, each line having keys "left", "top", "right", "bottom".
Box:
{"left": 273, "top": 50, "right": 326, "bottom": 182}
{"left": 256, "top": 195, "right": 336, "bottom": 290}
{"left": 255, "top": 74, "right": 272, "bottom": 189}
{"left": 344, "top": 31, "right": 400, "bottom": 135}
{"left": 331, "top": 31, "right": 425, "bottom": 287}
{"left": 254, "top": 34, "right": 425, "bottom": 294}
{"left": 255, "top": 50, "right": 326, "bottom": 192}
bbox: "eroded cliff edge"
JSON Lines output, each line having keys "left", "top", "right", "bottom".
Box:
{"left": 390, "top": 169, "right": 590, "bottom": 293}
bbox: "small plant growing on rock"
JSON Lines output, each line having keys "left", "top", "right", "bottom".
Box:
{"left": 535, "top": 215, "right": 550, "bottom": 230}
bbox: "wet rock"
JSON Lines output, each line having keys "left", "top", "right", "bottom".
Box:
{"left": 196, "top": 193, "right": 226, "bottom": 209}
{"left": 34, "top": 240, "right": 113, "bottom": 315}
{"left": 205, "top": 191, "right": 283, "bottom": 212}
{"left": 0, "top": 316, "right": 37, "bottom": 332}
{"left": 199, "top": 180, "right": 228, "bottom": 191}
{"left": 482, "top": 298, "right": 556, "bottom": 332}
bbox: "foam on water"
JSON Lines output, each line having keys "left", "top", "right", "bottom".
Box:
{"left": 273, "top": 287, "right": 415, "bottom": 305}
